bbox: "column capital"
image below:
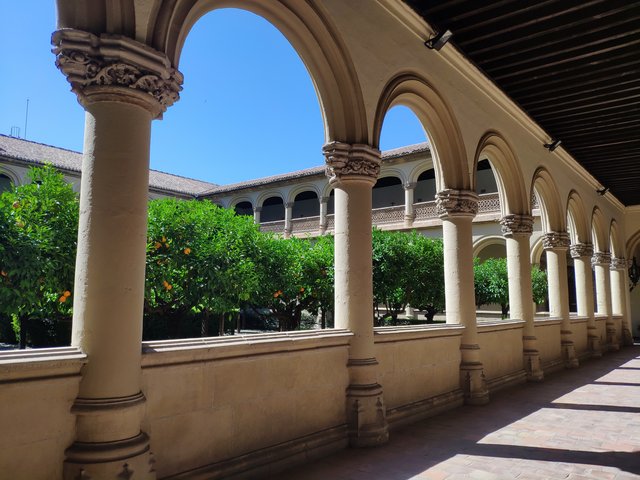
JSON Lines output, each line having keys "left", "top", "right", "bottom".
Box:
{"left": 591, "top": 251, "right": 611, "bottom": 267}
{"left": 404, "top": 181, "right": 417, "bottom": 190}
{"left": 285, "top": 202, "right": 294, "bottom": 209}
{"left": 435, "top": 189, "right": 478, "bottom": 218}
{"left": 610, "top": 257, "right": 628, "bottom": 271}
{"left": 52, "top": 29, "right": 183, "bottom": 118}
{"left": 542, "top": 231, "right": 570, "bottom": 250}
{"left": 323, "top": 142, "right": 381, "bottom": 185}
{"left": 320, "top": 196, "right": 329, "bottom": 203}
{"left": 569, "top": 243, "right": 593, "bottom": 258}
{"left": 253, "top": 206, "right": 262, "bottom": 213}
{"left": 500, "top": 214, "right": 533, "bottom": 237}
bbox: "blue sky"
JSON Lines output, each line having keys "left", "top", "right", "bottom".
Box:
{"left": 0, "top": 4, "right": 426, "bottom": 185}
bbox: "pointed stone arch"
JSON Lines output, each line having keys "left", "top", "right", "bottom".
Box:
{"left": 591, "top": 207, "right": 609, "bottom": 253}
{"left": 473, "top": 131, "right": 528, "bottom": 216}
{"left": 373, "top": 72, "right": 468, "bottom": 192}
{"left": 566, "top": 190, "right": 590, "bottom": 245}
{"left": 531, "top": 167, "right": 565, "bottom": 233}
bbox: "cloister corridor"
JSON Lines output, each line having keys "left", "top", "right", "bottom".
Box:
{"left": 279, "top": 346, "right": 640, "bottom": 480}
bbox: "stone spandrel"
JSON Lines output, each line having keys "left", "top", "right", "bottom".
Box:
{"left": 52, "top": 29, "right": 183, "bottom": 116}
{"left": 500, "top": 214, "right": 533, "bottom": 237}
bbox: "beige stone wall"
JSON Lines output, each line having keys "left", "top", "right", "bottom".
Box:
{"left": 595, "top": 316, "right": 608, "bottom": 346}
{"left": 374, "top": 325, "right": 463, "bottom": 410}
{"left": 477, "top": 321, "right": 525, "bottom": 384}
{"left": 0, "top": 348, "right": 85, "bottom": 480}
{"left": 612, "top": 315, "right": 623, "bottom": 346}
{"left": 140, "top": 331, "right": 351, "bottom": 478}
{"left": 534, "top": 319, "right": 563, "bottom": 369}
{"left": 570, "top": 317, "right": 589, "bottom": 357}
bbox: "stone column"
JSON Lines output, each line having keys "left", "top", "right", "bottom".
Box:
{"left": 253, "top": 205, "right": 262, "bottom": 224}
{"left": 284, "top": 202, "right": 293, "bottom": 238}
{"left": 611, "top": 257, "right": 632, "bottom": 346}
{"left": 404, "top": 182, "right": 416, "bottom": 227}
{"left": 501, "top": 215, "right": 544, "bottom": 381}
{"left": 543, "top": 232, "right": 578, "bottom": 368}
{"left": 592, "top": 252, "right": 618, "bottom": 351}
{"left": 324, "top": 142, "right": 388, "bottom": 447}
{"left": 436, "top": 190, "right": 489, "bottom": 405}
{"left": 54, "top": 29, "right": 182, "bottom": 479}
{"left": 319, "top": 196, "right": 328, "bottom": 234}
{"left": 570, "top": 243, "right": 601, "bottom": 356}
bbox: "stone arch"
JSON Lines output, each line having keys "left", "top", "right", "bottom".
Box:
{"left": 566, "top": 190, "right": 590, "bottom": 245}
{"left": 229, "top": 196, "right": 254, "bottom": 210}
{"left": 144, "top": 0, "right": 368, "bottom": 144}
{"left": 373, "top": 72, "right": 468, "bottom": 192}
{"left": 531, "top": 167, "right": 566, "bottom": 233}
{"left": 591, "top": 207, "right": 609, "bottom": 253}
{"left": 260, "top": 194, "right": 285, "bottom": 222}
{"left": 408, "top": 162, "right": 436, "bottom": 185}
{"left": 473, "top": 131, "right": 528, "bottom": 216}
{"left": 291, "top": 189, "right": 320, "bottom": 218}
{"left": 0, "top": 171, "right": 17, "bottom": 192}
{"left": 531, "top": 236, "right": 545, "bottom": 265}
{"left": 473, "top": 235, "right": 506, "bottom": 259}
{"left": 609, "top": 219, "right": 624, "bottom": 259}
{"left": 256, "top": 191, "right": 285, "bottom": 208}
{"left": 234, "top": 200, "right": 254, "bottom": 216}
{"left": 287, "top": 184, "right": 322, "bottom": 204}
{"left": 626, "top": 229, "right": 640, "bottom": 260}
{"left": 377, "top": 168, "right": 407, "bottom": 184}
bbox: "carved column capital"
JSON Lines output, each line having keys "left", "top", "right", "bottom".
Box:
{"left": 610, "top": 257, "right": 628, "bottom": 271}
{"left": 404, "top": 182, "right": 417, "bottom": 190}
{"left": 323, "top": 142, "right": 381, "bottom": 185}
{"left": 320, "top": 196, "right": 329, "bottom": 203}
{"left": 591, "top": 251, "right": 611, "bottom": 267}
{"left": 284, "top": 202, "right": 294, "bottom": 209}
{"left": 500, "top": 214, "right": 533, "bottom": 237}
{"left": 52, "top": 29, "right": 183, "bottom": 118}
{"left": 435, "top": 189, "right": 478, "bottom": 218}
{"left": 569, "top": 243, "right": 593, "bottom": 259}
{"left": 542, "top": 232, "right": 570, "bottom": 250}
{"left": 253, "top": 206, "right": 262, "bottom": 213}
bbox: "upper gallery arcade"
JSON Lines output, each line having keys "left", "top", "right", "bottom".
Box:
{"left": 1, "top": 1, "right": 639, "bottom": 479}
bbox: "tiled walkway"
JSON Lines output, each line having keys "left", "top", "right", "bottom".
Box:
{"left": 280, "top": 347, "right": 640, "bottom": 480}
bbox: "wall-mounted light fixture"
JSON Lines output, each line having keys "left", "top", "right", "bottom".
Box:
{"left": 425, "top": 29, "right": 453, "bottom": 51}
{"left": 544, "top": 139, "right": 562, "bottom": 152}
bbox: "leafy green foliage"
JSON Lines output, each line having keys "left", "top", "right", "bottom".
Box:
{"left": 372, "top": 229, "right": 445, "bottom": 324}
{"left": 0, "top": 166, "right": 78, "bottom": 345}
{"left": 531, "top": 264, "right": 548, "bottom": 306}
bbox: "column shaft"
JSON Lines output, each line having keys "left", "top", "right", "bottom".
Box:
{"left": 571, "top": 244, "right": 600, "bottom": 356}
{"left": 253, "top": 206, "right": 261, "bottom": 224}
{"left": 611, "top": 257, "right": 631, "bottom": 346}
{"left": 544, "top": 233, "right": 577, "bottom": 367}
{"left": 284, "top": 202, "right": 293, "bottom": 238}
{"left": 325, "top": 142, "right": 388, "bottom": 447}
{"left": 319, "top": 197, "right": 328, "bottom": 233}
{"left": 593, "top": 252, "right": 617, "bottom": 351}
{"left": 438, "top": 190, "right": 488, "bottom": 405}
{"left": 404, "top": 182, "right": 415, "bottom": 227}
{"left": 502, "top": 215, "right": 544, "bottom": 381}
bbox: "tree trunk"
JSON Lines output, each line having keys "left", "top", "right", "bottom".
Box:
{"left": 218, "top": 312, "right": 225, "bottom": 336}
{"left": 19, "top": 316, "right": 26, "bottom": 349}
{"left": 321, "top": 309, "right": 326, "bottom": 329}
{"left": 201, "top": 310, "right": 209, "bottom": 337}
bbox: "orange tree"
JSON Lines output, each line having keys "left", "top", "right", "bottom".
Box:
{"left": 145, "top": 198, "right": 260, "bottom": 339}
{"left": 408, "top": 234, "right": 445, "bottom": 322}
{"left": 0, "top": 166, "right": 78, "bottom": 346}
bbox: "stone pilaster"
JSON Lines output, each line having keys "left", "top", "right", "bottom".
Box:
{"left": 610, "top": 257, "right": 633, "bottom": 346}
{"left": 592, "top": 252, "right": 618, "bottom": 351}
{"left": 543, "top": 232, "right": 578, "bottom": 368}
{"left": 53, "top": 28, "right": 183, "bottom": 480}
{"left": 323, "top": 141, "right": 388, "bottom": 447}
{"left": 253, "top": 206, "right": 262, "bottom": 225}
{"left": 570, "top": 243, "right": 600, "bottom": 356}
{"left": 284, "top": 202, "right": 294, "bottom": 238}
{"left": 437, "top": 189, "right": 489, "bottom": 405}
{"left": 319, "top": 196, "right": 329, "bottom": 233}
{"left": 501, "top": 214, "right": 544, "bottom": 381}
{"left": 403, "top": 182, "right": 416, "bottom": 227}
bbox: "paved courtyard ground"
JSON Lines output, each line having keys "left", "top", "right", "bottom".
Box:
{"left": 280, "top": 346, "right": 640, "bottom": 480}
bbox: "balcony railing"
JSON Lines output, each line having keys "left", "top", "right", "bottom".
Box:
{"left": 259, "top": 192, "right": 502, "bottom": 235}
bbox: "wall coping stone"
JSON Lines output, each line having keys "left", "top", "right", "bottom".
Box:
{"left": 477, "top": 319, "right": 525, "bottom": 333}
{"left": 374, "top": 324, "right": 464, "bottom": 343}
{"left": 0, "top": 346, "right": 86, "bottom": 382}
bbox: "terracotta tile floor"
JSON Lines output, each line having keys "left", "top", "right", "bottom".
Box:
{"left": 279, "top": 347, "right": 640, "bottom": 480}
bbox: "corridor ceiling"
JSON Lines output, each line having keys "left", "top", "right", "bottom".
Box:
{"left": 404, "top": 0, "right": 640, "bottom": 206}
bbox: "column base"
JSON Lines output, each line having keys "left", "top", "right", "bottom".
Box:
{"left": 524, "top": 350, "right": 544, "bottom": 382}
{"left": 403, "top": 214, "right": 415, "bottom": 228}
{"left": 460, "top": 362, "right": 489, "bottom": 405}
{"left": 588, "top": 332, "right": 603, "bottom": 358}
{"left": 622, "top": 327, "right": 634, "bottom": 346}
{"left": 606, "top": 326, "right": 620, "bottom": 351}
{"left": 64, "top": 432, "right": 155, "bottom": 480}
{"left": 561, "top": 339, "right": 579, "bottom": 369}
{"left": 346, "top": 383, "right": 389, "bottom": 448}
